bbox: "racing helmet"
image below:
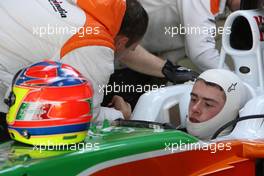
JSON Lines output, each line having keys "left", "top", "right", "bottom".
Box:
{"left": 5, "top": 61, "right": 93, "bottom": 146}
{"left": 186, "top": 69, "right": 248, "bottom": 140}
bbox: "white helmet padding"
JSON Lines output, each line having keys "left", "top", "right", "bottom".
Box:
{"left": 186, "top": 69, "right": 248, "bottom": 140}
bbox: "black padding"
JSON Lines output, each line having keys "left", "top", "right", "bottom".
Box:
{"left": 0, "top": 112, "right": 10, "bottom": 143}
{"left": 230, "top": 16, "right": 253, "bottom": 50}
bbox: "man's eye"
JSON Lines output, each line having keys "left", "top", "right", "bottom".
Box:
{"left": 205, "top": 103, "right": 213, "bottom": 107}
{"left": 191, "top": 98, "right": 197, "bottom": 103}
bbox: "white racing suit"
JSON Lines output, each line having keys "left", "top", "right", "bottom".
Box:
{"left": 138, "top": 0, "right": 228, "bottom": 71}
{"left": 0, "top": 0, "right": 126, "bottom": 121}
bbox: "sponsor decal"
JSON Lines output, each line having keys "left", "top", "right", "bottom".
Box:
{"left": 228, "top": 83, "right": 238, "bottom": 93}
{"left": 254, "top": 16, "right": 264, "bottom": 41}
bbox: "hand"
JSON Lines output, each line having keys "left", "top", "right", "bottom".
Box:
{"left": 162, "top": 60, "right": 199, "bottom": 84}
{"left": 108, "top": 95, "right": 132, "bottom": 120}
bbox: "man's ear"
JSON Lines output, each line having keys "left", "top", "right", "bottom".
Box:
{"left": 115, "top": 35, "right": 129, "bottom": 51}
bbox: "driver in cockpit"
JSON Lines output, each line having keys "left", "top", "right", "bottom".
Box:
{"left": 113, "top": 69, "right": 249, "bottom": 140}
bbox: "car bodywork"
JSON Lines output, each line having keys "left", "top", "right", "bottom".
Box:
{"left": 0, "top": 125, "right": 263, "bottom": 176}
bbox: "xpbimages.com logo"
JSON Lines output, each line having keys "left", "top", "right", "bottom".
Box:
{"left": 164, "top": 24, "right": 231, "bottom": 38}
{"left": 98, "top": 82, "right": 166, "bottom": 95}
{"left": 32, "top": 141, "right": 100, "bottom": 153}
{"left": 32, "top": 24, "right": 100, "bottom": 37}
{"left": 164, "top": 140, "right": 232, "bottom": 154}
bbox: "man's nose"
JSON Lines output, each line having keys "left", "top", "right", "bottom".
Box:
{"left": 191, "top": 101, "right": 202, "bottom": 114}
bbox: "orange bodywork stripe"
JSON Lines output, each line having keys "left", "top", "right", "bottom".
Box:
{"left": 92, "top": 140, "right": 261, "bottom": 176}
{"left": 92, "top": 146, "right": 255, "bottom": 176}
{"left": 220, "top": 140, "right": 264, "bottom": 158}
{"left": 242, "top": 140, "right": 264, "bottom": 158}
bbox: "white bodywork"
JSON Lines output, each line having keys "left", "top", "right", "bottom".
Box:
{"left": 220, "top": 10, "right": 264, "bottom": 92}
{"left": 132, "top": 83, "right": 192, "bottom": 128}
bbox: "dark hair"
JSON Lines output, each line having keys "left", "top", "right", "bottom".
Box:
{"left": 119, "top": 0, "right": 149, "bottom": 47}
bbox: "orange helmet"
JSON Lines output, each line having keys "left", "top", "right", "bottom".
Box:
{"left": 6, "top": 60, "right": 93, "bottom": 146}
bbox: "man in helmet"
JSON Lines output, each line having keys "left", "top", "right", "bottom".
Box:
{"left": 187, "top": 69, "right": 248, "bottom": 140}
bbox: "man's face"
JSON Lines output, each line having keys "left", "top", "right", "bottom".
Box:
{"left": 188, "top": 80, "right": 226, "bottom": 123}
{"left": 114, "top": 35, "right": 140, "bottom": 59}
{"left": 227, "top": 0, "right": 241, "bottom": 11}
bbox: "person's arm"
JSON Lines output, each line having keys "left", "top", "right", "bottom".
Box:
{"left": 119, "top": 45, "right": 199, "bottom": 84}
{"left": 119, "top": 45, "right": 165, "bottom": 77}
